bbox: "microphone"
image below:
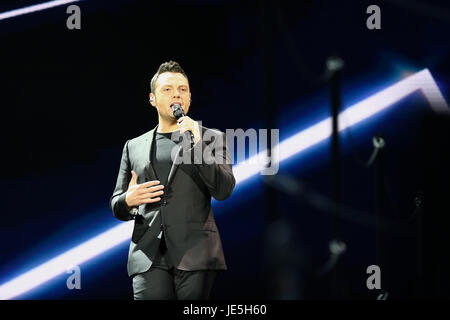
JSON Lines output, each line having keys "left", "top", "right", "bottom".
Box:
{"left": 171, "top": 103, "right": 195, "bottom": 146}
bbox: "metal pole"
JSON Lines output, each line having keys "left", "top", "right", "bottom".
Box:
{"left": 327, "top": 56, "right": 345, "bottom": 298}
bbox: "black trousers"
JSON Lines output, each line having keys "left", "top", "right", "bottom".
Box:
{"left": 132, "top": 235, "right": 220, "bottom": 300}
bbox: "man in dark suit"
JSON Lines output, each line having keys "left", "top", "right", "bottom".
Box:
{"left": 110, "top": 61, "right": 235, "bottom": 300}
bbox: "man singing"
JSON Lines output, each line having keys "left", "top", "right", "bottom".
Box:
{"left": 110, "top": 61, "right": 235, "bottom": 300}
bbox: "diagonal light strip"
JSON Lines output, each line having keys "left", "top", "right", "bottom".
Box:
{"left": 0, "top": 0, "right": 82, "bottom": 21}
{"left": 0, "top": 222, "right": 133, "bottom": 299}
{"left": 0, "top": 68, "right": 448, "bottom": 299}
{"left": 232, "top": 68, "right": 449, "bottom": 184}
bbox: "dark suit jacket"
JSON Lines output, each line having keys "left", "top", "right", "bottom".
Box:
{"left": 110, "top": 124, "right": 235, "bottom": 277}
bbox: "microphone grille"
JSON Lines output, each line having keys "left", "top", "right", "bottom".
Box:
{"left": 171, "top": 104, "right": 184, "bottom": 120}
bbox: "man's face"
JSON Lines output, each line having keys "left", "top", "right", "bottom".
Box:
{"left": 150, "top": 72, "right": 191, "bottom": 121}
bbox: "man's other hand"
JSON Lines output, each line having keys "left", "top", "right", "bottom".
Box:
{"left": 125, "top": 171, "right": 164, "bottom": 208}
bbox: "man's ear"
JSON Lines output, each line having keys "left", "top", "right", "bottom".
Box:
{"left": 149, "top": 93, "right": 156, "bottom": 107}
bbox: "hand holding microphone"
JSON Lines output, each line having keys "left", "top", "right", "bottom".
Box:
{"left": 171, "top": 104, "right": 201, "bottom": 145}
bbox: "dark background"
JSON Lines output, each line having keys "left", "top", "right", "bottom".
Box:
{"left": 0, "top": 0, "right": 449, "bottom": 299}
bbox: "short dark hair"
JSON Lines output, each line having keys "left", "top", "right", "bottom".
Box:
{"left": 150, "top": 61, "right": 189, "bottom": 94}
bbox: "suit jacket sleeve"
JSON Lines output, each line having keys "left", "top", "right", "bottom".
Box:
{"left": 110, "top": 140, "right": 134, "bottom": 221}
{"left": 190, "top": 131, "right": 235, "bottom": 201}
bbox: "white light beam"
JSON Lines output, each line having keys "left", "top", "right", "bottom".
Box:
{"left": 232, "top": 68, "right": 449, "bottom": 184}
{"left": 0, "top": 0, "right": 82, "bottom": 21}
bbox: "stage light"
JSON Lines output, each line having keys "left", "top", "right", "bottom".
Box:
{"left": 0, "top": 68, "right": 447, "bottom": 299}
{"left": 0, "top": 0, "right": 82, "bottom": 21}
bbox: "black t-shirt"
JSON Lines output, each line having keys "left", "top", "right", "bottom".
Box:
{"left": 150, "top": 130, "right": 182, "bottom": 187}
{"left": 151, "top": 130, "right": 183, "bottom": 266}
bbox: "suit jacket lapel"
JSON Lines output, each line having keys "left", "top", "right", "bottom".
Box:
{"left": 143, "top": 125, "right": 158, "bottom": 181}
{"left": 166, "top": 129, "right": 203, "bottom": 188}
{"left": 166, "top": 144, "right": 183, "bottom": 189}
